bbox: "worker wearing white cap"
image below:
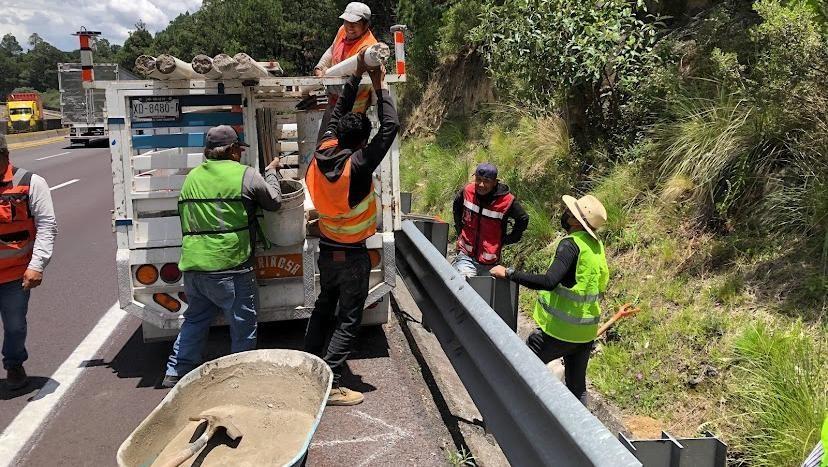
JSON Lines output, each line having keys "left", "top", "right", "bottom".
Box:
{"left": 314, "top": 2, "right": 378, "bottom": 113}
{"left": 491, "top": 194, "right": 609, "bottom": 405}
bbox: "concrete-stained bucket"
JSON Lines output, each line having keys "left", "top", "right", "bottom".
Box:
{"left": 116, "top": 350, "right": 332, "bottom": 467}
{"left": 261, "top": 179, "right": 306, "bottom": 246}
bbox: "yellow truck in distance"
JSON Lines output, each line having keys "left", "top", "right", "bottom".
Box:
{"left": 6, "top": 92, "right": 44, "bottom": 133}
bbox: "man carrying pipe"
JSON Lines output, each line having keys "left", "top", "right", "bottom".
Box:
{"left": 304, "top": 52, "right": 399, "bottom": 406}
{"left": 161, "top": 126, "right": 283, "bottom": 389}
{"left": 314, "top": 2, "right": 378, "bottom": 113}
{"left": 0, "top": 134, "right": 58, "bottom": 390}
{"left": 491, "top": 195, "right": 609, "bottom": 405}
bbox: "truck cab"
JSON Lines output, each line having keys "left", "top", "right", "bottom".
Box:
{"left": 6, "top": 92, "right": 43, "bottom": 133}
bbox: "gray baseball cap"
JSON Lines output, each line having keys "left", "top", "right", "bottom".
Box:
{"left": 205, "top": 125, "right": 249, "bottom": 148}
{"left": 340, "top": 2, "right": 371, "bottom": 23}
{"left": 0, "top": 134, "right": 7, "bottom": 151}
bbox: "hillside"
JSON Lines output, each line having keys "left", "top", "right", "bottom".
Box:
{"left": 397, "top": 1, "right": 827, "bottom": 465}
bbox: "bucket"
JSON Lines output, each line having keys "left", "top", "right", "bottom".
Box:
{"left": 261, "top": 179, "right": 306, "bottom": 246}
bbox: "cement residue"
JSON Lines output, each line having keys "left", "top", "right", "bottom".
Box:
{"left": 122, "top": 361, "right": 326, "bottom": 467}
{"left": 151, "top": 405, "right": 314, "bottom": 466}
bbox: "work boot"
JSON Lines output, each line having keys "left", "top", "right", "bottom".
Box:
{"left": 327, "top": 386, "right": 364, "bottom": 406}
{"left": 6, "top": 366, "right": 29, "bottom": 390}
{"left": 160, "top": 374, "right": 180, "bottom": 389}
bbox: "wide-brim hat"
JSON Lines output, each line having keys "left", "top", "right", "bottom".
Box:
{"left": 562, "top": 194, "right": 607, "bottom": 240}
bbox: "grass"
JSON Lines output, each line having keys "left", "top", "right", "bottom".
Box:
{"left": 445, "top": 446, "right": 476, "bottom": 466}
{"left": 400, "top": 114, "right": 828, "bottom": 465}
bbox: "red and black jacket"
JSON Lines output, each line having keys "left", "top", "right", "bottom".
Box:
{"left": 455, "top": 183, "right": 522, "bottom": 265}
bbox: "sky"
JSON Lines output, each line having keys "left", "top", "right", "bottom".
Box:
{"left": 0, "top": 0, "right": 203, "bottom": 51}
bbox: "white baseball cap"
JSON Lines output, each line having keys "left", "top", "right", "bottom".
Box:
{"left": 340, "top": 2, "right": 371, "bottom": 23}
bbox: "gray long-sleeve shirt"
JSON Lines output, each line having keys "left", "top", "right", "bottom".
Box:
{"left": 26, "top": 173, "right": 57, "bottom": 272}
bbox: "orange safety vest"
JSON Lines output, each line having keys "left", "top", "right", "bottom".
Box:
{"left": 0, "top": 165, "right": 36, "bottom": 284}
{"left": 305, "top": 141, "right": 377, "bottom": 244}
{"left": 331, "top": 25, "right": 378, "bottom": 113}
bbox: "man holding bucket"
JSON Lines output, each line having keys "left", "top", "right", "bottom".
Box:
{"left": 161, "top": 125, "right": 283, "bottom": 389}
{"left": 304, "top": 52, "right": 399, "bottom": 406}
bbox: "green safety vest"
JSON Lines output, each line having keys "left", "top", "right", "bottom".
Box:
{"left": 822, "top": 415, "right": 828, "bottom": 467}
{"left": 532, "top": 231, "right": 609, "bottom": 343}
{"left": 178, "top": 160, "right": 251, "bottom": 272}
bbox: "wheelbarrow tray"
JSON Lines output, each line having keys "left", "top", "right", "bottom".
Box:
{"left": 117, "top": 349, "right": 332, "bottom": 467}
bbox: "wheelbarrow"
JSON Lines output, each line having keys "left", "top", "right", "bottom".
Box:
{"left": 117, "top": 349, "right": 332, "bottom": 467}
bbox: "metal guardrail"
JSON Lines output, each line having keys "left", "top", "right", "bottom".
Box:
{"left": 395, "top": 220, "right": 642, "bottom": 467}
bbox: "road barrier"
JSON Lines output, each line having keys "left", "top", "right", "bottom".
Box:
{"left": 395, "top": 220, "right": 642, "bottom": 467}
{"left": 4, "top": 128, "right": 69, "bottom": 144}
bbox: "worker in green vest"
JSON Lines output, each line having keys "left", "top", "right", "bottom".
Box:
{"left": 802, "top": 415, "right": 828, "bottom": 467}
{"left": 491, "top": 194, "right": 608, "bottom": 405}
{"left": 162, "top": 125, "right": 283, "bottom": 389}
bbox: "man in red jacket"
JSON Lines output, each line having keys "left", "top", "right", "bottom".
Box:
{"left": 452, "top": 163, "right": 529, "bottom": 277}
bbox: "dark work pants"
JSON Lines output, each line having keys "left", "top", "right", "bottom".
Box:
{"left": 526, "top": 328, "right": 594, "bottom": 405}
{"left": 304, "top": 248, "right": 371, "bottom": 386}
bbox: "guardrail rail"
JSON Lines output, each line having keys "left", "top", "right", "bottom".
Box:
{"left": 395, "top": 220, "right": 642, "bottom": 467}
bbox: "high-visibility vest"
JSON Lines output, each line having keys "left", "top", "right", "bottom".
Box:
{"left": 0, "top": 165, "right": 37, "bottom": 284}
{"left": 330, "top": 25, "right": 378, "bottom": 113}
{"left": 178, "top": 160, "right": 251, "bottom": 272}
{"left": 305, "top": 148, "right": 377, "bottom": 244}
{"left": 822, "top": 416, "right": 828, "bottom": 467}
{"left": 457, "top": 183, "right": 514, "bottom": 265}
{"left": 533, "top": 231, "right": 609, "bottom": 343}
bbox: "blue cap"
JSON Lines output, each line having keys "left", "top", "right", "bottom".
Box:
{"left": 475, "top": 162, "right": 498, "bottom": 180}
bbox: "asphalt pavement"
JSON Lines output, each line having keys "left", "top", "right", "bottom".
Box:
{"left": 0, "top": 139, "right": 453, "bottom": 466}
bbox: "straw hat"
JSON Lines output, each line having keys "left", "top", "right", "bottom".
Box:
{"left": 562, "top": 194, "right": 607, "bottom": 240}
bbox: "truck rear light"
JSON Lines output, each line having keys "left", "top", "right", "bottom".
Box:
{"left": 153, "top": 293, "right": 181, "bottom": 313}
{"left": 136, "top": 264, "right": 159, "bottom": 285}
{"left": 160, "top": 263, "right": 182, "bottom": 283}
{"left": 368, "top": 250, "right": 381, "bottom": 268}
{"left": 366, "top": 301, "right": 379, "bottom": 309}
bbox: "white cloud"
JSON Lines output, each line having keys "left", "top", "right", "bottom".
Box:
{"left": 0, "top": 0, "right": 203, "bottom": 50}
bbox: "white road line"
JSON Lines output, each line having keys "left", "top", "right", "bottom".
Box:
{"left": 35, "top": 152, "right": 71, "bottom": 161}
{"left": 0, "top": 303, "right": 126, "bottom": 467}
{"left": 49, "top": 179, "right": 80, "bottom": 191}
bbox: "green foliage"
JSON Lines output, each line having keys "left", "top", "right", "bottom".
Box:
{"left": 116, "top": 21, "right": 154, "bottom": 72}
{"left": 40, "top": 89, "right": 60, "bottom": 110}
{"left": 445, "top": 446, "right": 476, "bottom": 466}
{"left": 729, "top": 323, "right": 828, "bottom": 467}
{"left": 471, "top": 0, "right": 660, "bottom": 111}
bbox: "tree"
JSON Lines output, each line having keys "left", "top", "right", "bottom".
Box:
{"left": 19, "top": 33, "right": 68, "bottom": 91}
{"left": 0, "top": 34, "right": 23, "bottom": 57}
{"left": 116, "top": 21, "right": 154, "bottom": 71}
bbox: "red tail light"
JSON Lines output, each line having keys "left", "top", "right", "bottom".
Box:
{"left": 160, "top": 263, "right": 182, "bottom": 284}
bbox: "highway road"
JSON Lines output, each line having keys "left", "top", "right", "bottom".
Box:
{"left": 0, "top": 140, "right": 453, "bottom": 466}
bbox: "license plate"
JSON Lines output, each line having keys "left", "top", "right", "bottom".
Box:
{"left": 255, "top": 254, "right": 303, "bottom": 279}
{"left": 131, "top": 97, "right": 180, "bottom": 121}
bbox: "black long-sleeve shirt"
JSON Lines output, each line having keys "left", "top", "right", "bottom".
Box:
{"left": 510, "top": 238, "right": 579, "bottom": 290}
{"left": 312, "top": 73, "right": 400, "bottom": 247}
{"left": 314, "top": 74, "right": 400, "bottom": 208}
{"left": 452, "top": 183, "right": 530, "bottom": 246}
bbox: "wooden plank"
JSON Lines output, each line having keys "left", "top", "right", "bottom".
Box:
{"left": 132, "top": 148, "right": 203, "bottom": 170}
{"left": 130, "top": 111, "right": 243, "bottom": 129}
{"left": 133, "top": 174, "right": 186, "bottom": 192}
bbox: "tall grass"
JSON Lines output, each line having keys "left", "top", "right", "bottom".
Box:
{"left": 729, "top": 323, "right": 828, "bottom": 467}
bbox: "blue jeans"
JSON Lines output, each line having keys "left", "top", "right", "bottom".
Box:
{"left": 165, "top": 270, "right": 258, "bottom": 377}
{"left": 0, "top": 280, "right": 31, "bottom": 370}
{"left": 452, "top": 252, "right": 494, "bottom": 278}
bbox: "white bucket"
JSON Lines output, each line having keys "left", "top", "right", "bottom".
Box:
{"left": 262, "top": 179, "right": 306, "bottom": 246}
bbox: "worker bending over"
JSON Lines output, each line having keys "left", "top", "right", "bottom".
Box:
{"left": 304, "top": 52, "right": 399, "bottom": 406}
{"left": 0, "top": 134, "right": 57, "bottom": 391}
{"left": 491, "top": 195, "right": 608, "bottom": 405}
{"left": 314, "top": 2, "right": 377, "bottom": 113}
{"left": 162, "top": 126, "right": 283, "bottom": 389}
{"left": 453, "top": 163, "right": 528, "bottom": 277}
